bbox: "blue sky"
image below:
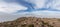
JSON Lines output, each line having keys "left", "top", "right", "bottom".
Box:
{"left": 0, "top": 0, "right": 60, "bottom": 22}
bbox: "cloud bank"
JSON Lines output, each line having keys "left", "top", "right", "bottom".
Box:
{"left": 0, "top": 0, "right": 27, "bottom": 13}
{"left": 0, "top": 0, "right": 60, "bottom": 22}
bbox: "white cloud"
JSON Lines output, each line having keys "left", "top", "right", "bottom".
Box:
{"left": 34, "top": 0, "right": 46, "bottom": 8}
{"left": 13, "top": 10, "right": 60, "bottom": 18}
{"left": 0, "top": 12, "right": 19, "bottom": 22}
{"left": 32, "top": 0, "right": 46, "bottom": 9}
{"left": 34, "top": 0, "right": 60, "bottom": 10}
{"left": 26, "top": 0, "right": 60, "bottom": 10}
{"left": 50, "top": 0, "right": 60, "bottom": 10}
{"left": 28, "top": 11, "right": 60, "bottom": 18}
{"left": 41, "top": 0, "right": 60, "bottom": 10}
{"left": 1, "top": 11, "right": 60, "bottom": 22}
{"left": 25, "top": 0, "right": 46, "bottom": 9}
{"left": 0, "top": 1, "right": 27, "bottom": 13}
{"left": 1, "top": 0, "right": 60, "bottom": 22}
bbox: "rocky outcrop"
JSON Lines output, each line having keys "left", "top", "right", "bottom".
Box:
{"left": 0, "top": 17, "right": 60, "bottom": 27}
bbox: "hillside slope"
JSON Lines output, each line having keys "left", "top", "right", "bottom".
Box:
{"left": 0, "top": 17, "right": 60, "bottom": 27}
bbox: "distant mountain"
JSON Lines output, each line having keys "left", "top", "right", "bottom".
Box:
{"left": 0, "top": 17, "right": 60, "bottom": 27}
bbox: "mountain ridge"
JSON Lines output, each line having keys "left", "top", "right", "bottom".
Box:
{"left": 0, "top": 17, "right": 60, "bottom": 27}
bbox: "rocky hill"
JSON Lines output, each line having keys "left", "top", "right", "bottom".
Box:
{"left": 0, "top": 17, "right": 60, "bottom": 27}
